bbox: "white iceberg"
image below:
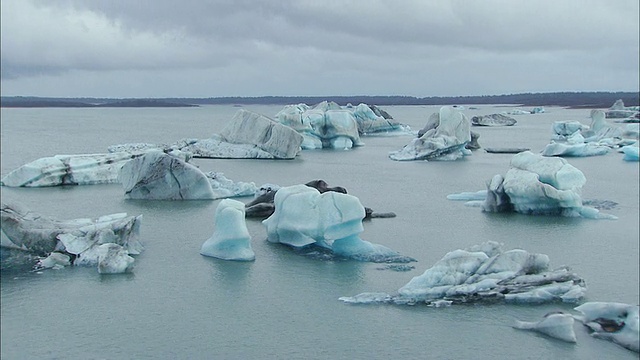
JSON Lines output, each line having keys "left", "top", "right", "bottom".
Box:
{"left": 340, "top": 241, "right": 585, "bottom": 306}
{"left": 274, "top": 102, "right": 406, "bottom": 149}
{"left": 574, "top": 302, "right": 639, "bottom": 353}
{"left": 219, "top": 109, "right": 303, "bottom": 159}
{"left": 200, "top": 199, "right": 255, "bottom": 261}
{"left": 471, "top": 114, "right": 517, "bottom": 126}
{"left": 389, "top": 106, "right": 471, "bottom": 161}
{"left": 514, "top": 312, "right": 577, "bottom": 343}
{"left": 606, "top": 99, "right": 640, "bottom": 119}
{"left": 263, "top": 184, "right": 412, "bottom": 263}
{"left": 118, "top": 151, "right": 256, "bottom": 200}
{"left": 97, "top": 243, "right": 135, "bottom": 274}
{"left": 477, "top": 151, "right": 615, "bottom": 218}
{"left": 1, "top": 203, "right": 143, "bottom": 271}
{"left": 0, "top": 152, "right": 146, "bottom": 187}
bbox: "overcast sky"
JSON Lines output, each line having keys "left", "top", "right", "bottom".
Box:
{"left": 1, "top": 0, "right": 638, "bottom": 98}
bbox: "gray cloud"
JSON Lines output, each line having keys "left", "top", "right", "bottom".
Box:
{"left": 1, "top": 0, "right": 638, "bottom": 97}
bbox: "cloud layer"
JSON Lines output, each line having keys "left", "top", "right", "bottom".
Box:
{"left": 1, "top": 0, "right": 638, "bottom": 97}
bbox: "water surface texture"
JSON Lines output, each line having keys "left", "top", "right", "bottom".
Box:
{"left": 1, "top": 105, "right": 638, "bottom": 359}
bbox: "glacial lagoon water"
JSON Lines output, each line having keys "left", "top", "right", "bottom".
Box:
{"left": 1, "top": 104, "right": 638, "bottom": 359}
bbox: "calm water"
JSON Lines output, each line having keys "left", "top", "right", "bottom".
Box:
{"left": 1, "top": 105, "right": 638, "bottom": 359}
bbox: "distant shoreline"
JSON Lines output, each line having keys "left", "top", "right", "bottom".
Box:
{"left": 1, "top": 91, "right": 638, "bottom": 108}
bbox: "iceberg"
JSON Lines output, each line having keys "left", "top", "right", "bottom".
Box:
{"left": 274, "top": 102, "right": 407, "bottom": 149}
{"left": 219, "top": 109, "right": 303, "bottom": 159}
{"left": 606, "top": 99, "right": 640, "bottom": 119}
{"left": 514, "top": 312, "right": 577, "bottom": 343}
{"left": 574, "top": 302, "right": 639, "bottom": 353}
{"left": 200, "top": 199, "right": 255, "bottom": 261}
{"left": 340, "top": 241, "right": 585, "bottom": 305}
{"left": 582, "top": 110, "right": 624, "bottom": 142}
{"left": 389, "top": 106, "right": 471, "bottom": 161}
{"left": 262, "top": 184, "right": 412, "bottom": 263}
{"left": 621, "top": 145, "right": 639, "bottom": 161}
{"left": 479, "top": 151, "right": 615, "bottom": 218}
{"left": 471, "top": 114, "right": 517, "bottom": 126}
{"left": 118, "top": 151, "right": 256, "bottom": 200}
{"left": 1, "top": 203, "right": 143, "bottom": 271}
{"left": 245, "top": 180, "right": 395, "bottom": 219}
{"left": 97, "top": 243, "right": 135, "bottom": 274}
{"left": 0, "top": 152, "right": 146, "bottom": 187}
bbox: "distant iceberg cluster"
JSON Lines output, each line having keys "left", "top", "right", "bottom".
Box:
{"left": 542, "top": 109, "right": 638, "bottom": 158}
{"left": 275, "top": 101, "right": 408, "bottom": 149}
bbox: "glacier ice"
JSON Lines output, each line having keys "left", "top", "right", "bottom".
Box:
{"left": 262, "top": 184, "right": 412, "bottom": 263}
{"left": 0, "top": 152, "right": 146, "bottom": 187}
{"left": 219, "top": 109, "right": 303, "bottom": 159}
{"left": 274, "top": 102, "right": 407, "bottom": 150}
{"left": 621, "top": 145, "right": 639, "bottom": 161}
{"left": 514, "top": 312, "right": 577, "bottom": 343}
{"left": 544, "top": 110, "right": 636, "bottom": 157}
{"left": 340, "top": 241, "right": 586, "bottom": 306}
{"left": 450, "top": 151, "right": 617, "bottom": 218}
{"left": 200, "top": 199, "right": 255, "bottom": 261}
{"left": 389, "top": 106, "right": 471, "bottom": 161}
{"left": 1, "top": 203, "right": 143, "bottom": 272}
{"left": 97, "top": 243, "right": 135, "bottom": 274}
{"left": 574, "top": 302, "right": 639, "bottom": 353}
{"left": 118, "top": 150, "right": 256, "bottom": 200}
{"left": 471, "top": 113, "right": 517, "bottom": 126}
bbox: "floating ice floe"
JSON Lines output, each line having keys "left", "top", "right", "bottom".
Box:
{"left": 513, "top": 312, "right": 578, "bottom": 343}
{"left": 263, "top": 184, "right": 412, "bottom": 263}
{"left": 449, "top": 151, "right": 617, "bottom": 219}
{"left": 118, "top": 151, "right": 256, "bottom": 200}
{"left": 389, "top": 106, "right": 471, "bottom": 161}
{"left": 0, "top": 203, "right": 142, "bottom": 273}
{"left": 339, "top": 241, "right": 585, "bottom": 305}
{"left": 200, "top": 199, "right": 255, "bottom": 261}
{"left": 574, "top": 302, "right": 639, "bottom": 353}
{"left": 471, "top": 113, "right": 517, "bottom": 126}
{"left": 0, "top": 152, "right": 148, "bottom": 187}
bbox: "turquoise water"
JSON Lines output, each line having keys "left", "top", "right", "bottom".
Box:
{"left": 1, "top": 105, "right": 638, "bottom": 359}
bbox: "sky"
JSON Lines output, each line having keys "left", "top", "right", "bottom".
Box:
{"left": 1, "top": 0, "right": 639, "bottom": 98}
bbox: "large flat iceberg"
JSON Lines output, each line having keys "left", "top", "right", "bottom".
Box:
{"left": 0, "top": 152, "right": 145, "bottom": 187}
{"left": 340, "top": 241, "right": 585, "bottom": 305}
